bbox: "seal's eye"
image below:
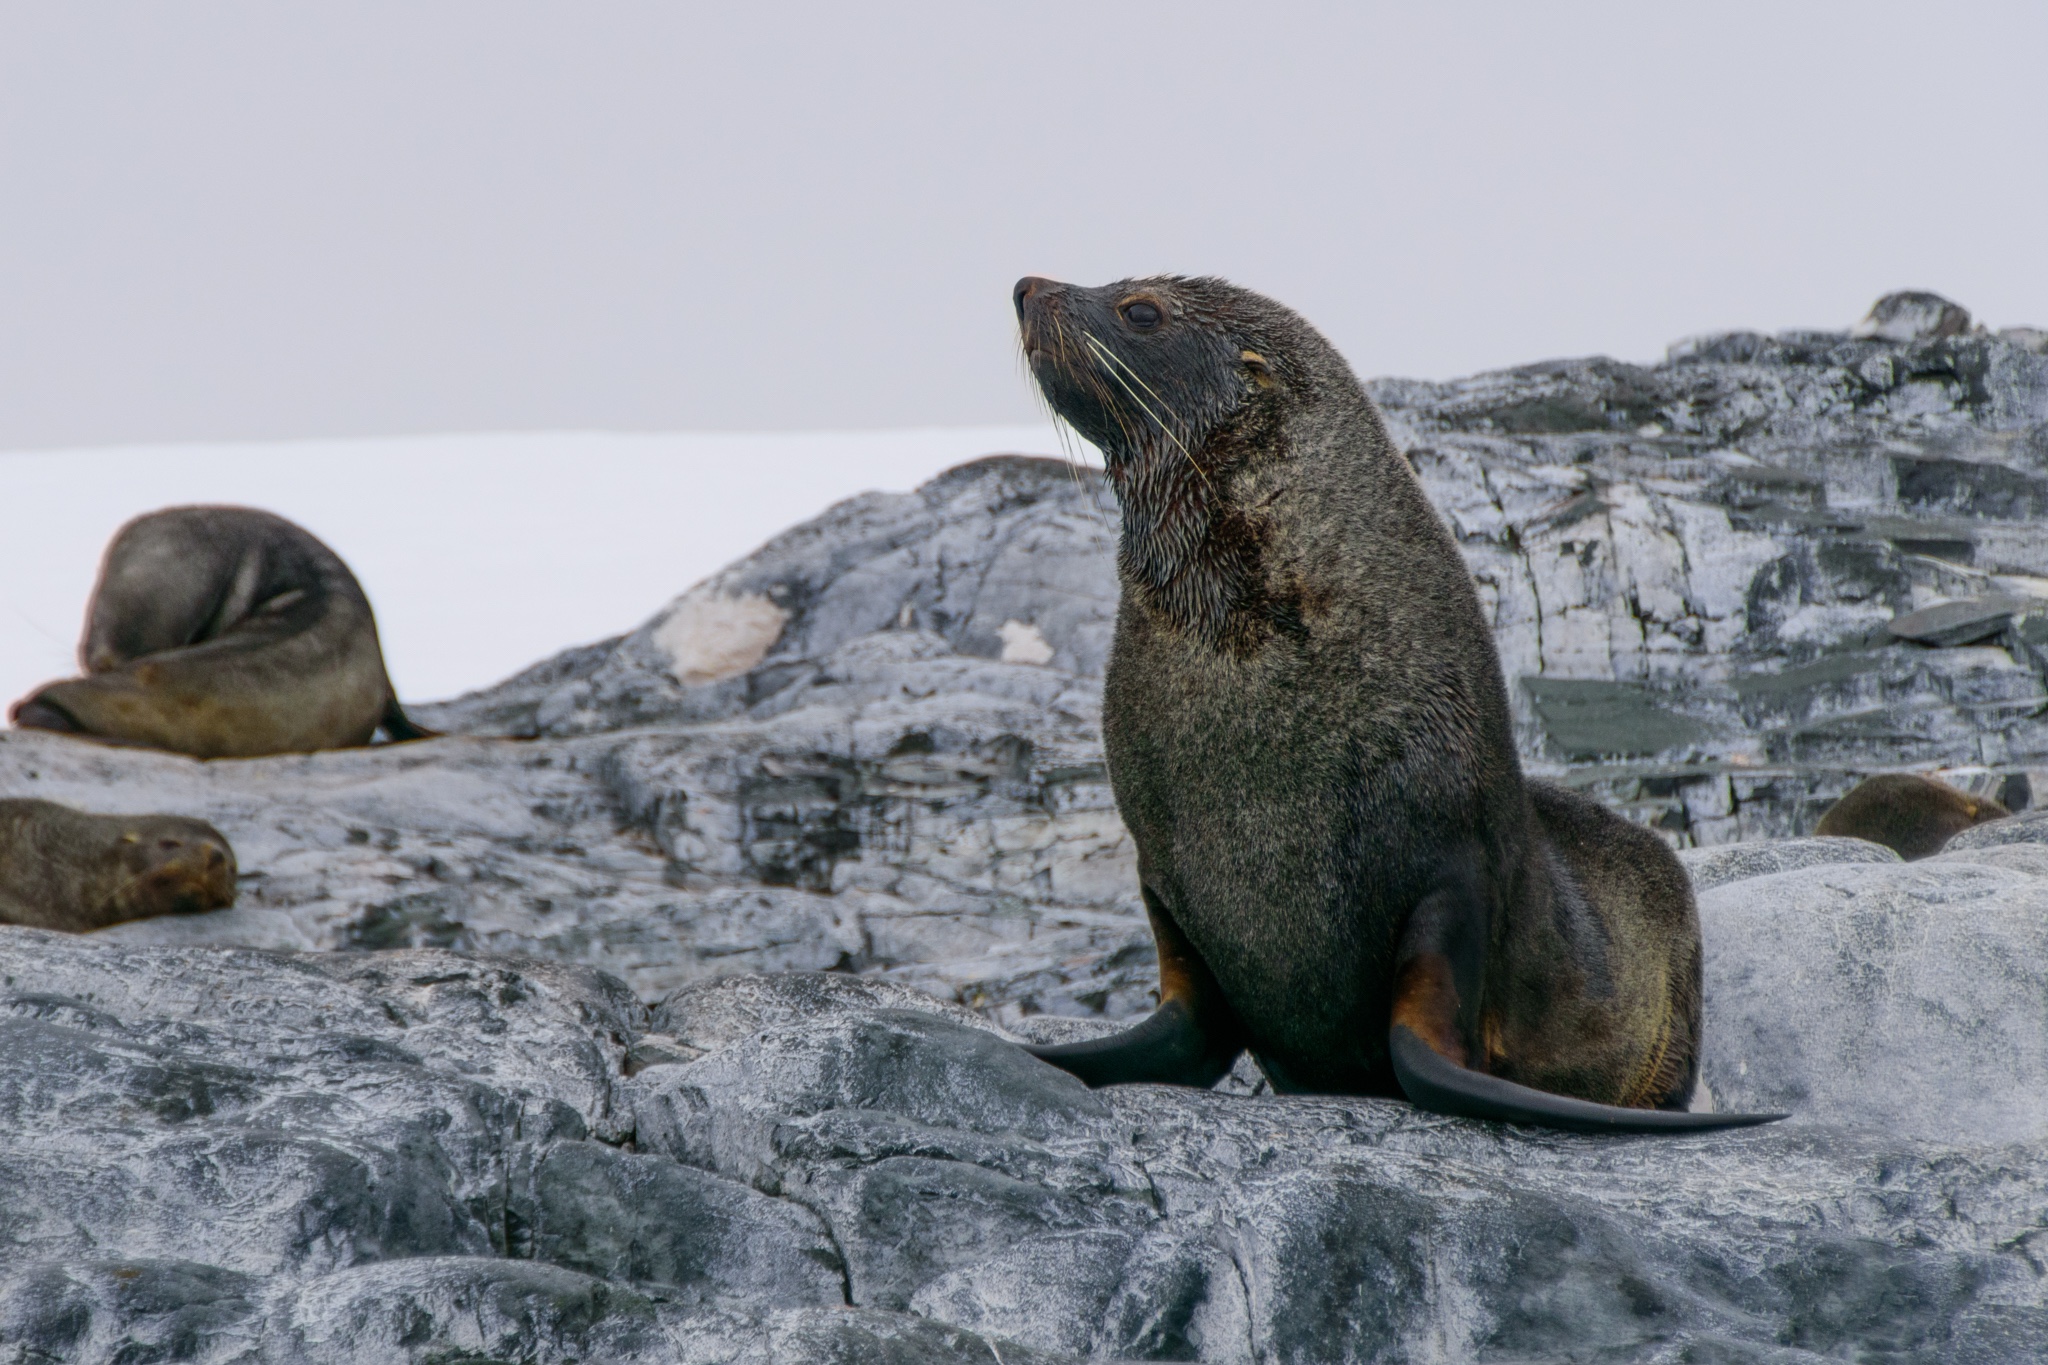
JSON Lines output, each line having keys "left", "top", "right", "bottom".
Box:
{"left": 1120, "top": 300, "right": 1162, "bottom": 331}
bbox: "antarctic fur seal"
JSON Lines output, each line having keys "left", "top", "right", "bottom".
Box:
{"left": 1815, "top": 773, "right": 2008, "bottom": 860}
{"left": 10, "top": 506, "right": 432, "bottom": 759}
{"left": 0, "top": 798, "right": 237, "bottom": 931}
{"left": 1013, "top": 273, "right": 1781, "bottom": 1132}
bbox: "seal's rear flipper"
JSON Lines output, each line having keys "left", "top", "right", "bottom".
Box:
{"left": 9, "top": 694, "right": 84, "bottom": 733}
{"left": 379, "top": 698, "right": 439, "bottom": 743}
{"left": 1026, "top": 998, "right": 1241, "bottom": 1088}
{"left": 1389, "top": 1025, "right": 1785, "bottom": 1133}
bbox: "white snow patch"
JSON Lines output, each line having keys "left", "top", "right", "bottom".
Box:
{"left": 997, "top": 619, "right": 1054, "bottom": 666}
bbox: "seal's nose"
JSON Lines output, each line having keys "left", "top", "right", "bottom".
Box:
{"left": 1014, "top": 276, "right": 1051, "bottom": 318}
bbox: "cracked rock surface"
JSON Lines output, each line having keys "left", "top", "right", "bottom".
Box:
{"left": 4, "top": 294, "right": 2048, "bottom": 1360}
{"left": 424, "top": 293, "right": 2048, "bottom": 845}
{"left": 4, "top": 829, "right": 2047, "bottom": 1363}
{"left": 7, "top": 296, "right": 2042, "bottom": 1022}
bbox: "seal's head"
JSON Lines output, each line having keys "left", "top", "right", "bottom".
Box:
{"left": 1015, "top": 275, "right": 1380, "bottom": 649}
{"left": 1014, "top": 274, "right": 1341, "bottom": 472}
{"left": 104, "top": 816, "right": 239, "bottom": 918}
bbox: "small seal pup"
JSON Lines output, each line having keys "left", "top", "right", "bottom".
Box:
{"left": 10, "top": 506, "right": 433, "bottom": 759}
{"left": 1013, "top": 274, "right": 1781, "bottom": 1132}
{"left": 1815, "top": 773, "right": 2008, "bottom": 860}
{"left": 0, "top": 798, "right": 237, "bottom": 930}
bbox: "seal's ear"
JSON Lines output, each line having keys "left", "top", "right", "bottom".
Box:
{"left": 1241, "top": 349, "right": 1274, "bottom": 389}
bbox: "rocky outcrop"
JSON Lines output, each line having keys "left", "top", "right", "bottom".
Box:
{"left": 1387, "top": 294, "right": 2048, "bottom": 843}
{"left": 0, "top": 625, "right": 1147, "bottom": 1013}
{"left": 424, "top": 290, "right": 2048, "bottom": 846}
{"left": 0, "top": 294, "right": 2042, "bottom": 1017}
{"left": 3, "top": 819, "right": 2045, "bottom": 1361}
{"left": 5, "top": 292, "right": 2048, "bottom": 1361}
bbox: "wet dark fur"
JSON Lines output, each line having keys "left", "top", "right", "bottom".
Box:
{"left": 0, "top": 798, "right": 237, "bottom": 931}
{"left": 9, "top": 506, "right": 433, "bottom": 759}
{"left": 1815, "top": 773, "right": 2007, "bottom": 860}
{"left": 1016, "top": 275, "right": 1774, "bottom": 1128}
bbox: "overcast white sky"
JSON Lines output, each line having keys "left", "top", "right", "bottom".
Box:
{"left": 2, "top": 2, "right": 2044, "bottom": 451}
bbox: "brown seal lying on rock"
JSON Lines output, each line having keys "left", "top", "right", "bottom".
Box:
{"left": 9, "top": 506, "right": 432, "bottom": 759}
{"left": 1815, "top": 773, "right": 2008, "bottom": 860}
{"left": 0, "top": 798, "right": 237, "bottom": 930}
{"left": 1013, "top": 273, "right": 1781, "bottom": 1132}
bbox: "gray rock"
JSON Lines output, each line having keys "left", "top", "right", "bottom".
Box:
{"left": 1945, "top": 805, "right": 2048, "bottom": 850}
{"left": 2003, "top": 326, "right": 2048, "bottom": 355}
{"left": 0, "top": 1260, "right": 260, "bottom": 1365}
{"left": 1698, "top": 860, "right": 2048, "bottom": 1144}
{"left": 1922, "top": 841, "right": 2048, "bottom": 889}
{"left": 2, "top": 291, "right": 2042, "bottom": 1018}
{"left": 0, "top": 294, "right": 2039, "bottom": 1021}
{"left": 419, "top": 455, "right": 1121, "bottom": 741}
{"left": 252, "top": 1259, "right": 676, "bottom": 1365}
{"left": 4, "top": 294, "right": 2048, "bottom": 1360}
{"left": 416, "top": 292, "right": 2048, "bottom": 844}
{"left": 2, "top": 918, "right": 2044, "bottom": 1362}
{"left": 1678, "top": 834, "right": 1900, "bottom": 892}
{"left": 1888, "top": 594, "right": 2036, "bottom": 646}
{"left": 511, "top": 1140, "right": 845, "bottom": 1305}
{"left": 1854, "top": 289, "right": 1975, "bottom": 343}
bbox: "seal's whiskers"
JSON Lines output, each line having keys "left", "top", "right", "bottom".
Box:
{"left": 1082, "top": 332, "right": 1213, "bottom": 494}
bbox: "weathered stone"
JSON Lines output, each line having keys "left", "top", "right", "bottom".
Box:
{"left": 1522, "top": 677, "right": 1712, "bottom": 759}
{"left": 411, "top": 296, "right": 2048, "bottom": 843}
{"left": 1888, "top": 594, "right": 2036, "bottom": 647}
{"left": 1677, "top": 834, "right": 1900, "bottom": 892}
{"left": 1946, "top": 805, "right": 2048, "bottom": 850}
{"left": 420, "top": 455, "right": 1122, "bottom": 742}
{"left": 5, "top": 918, "right": 2043, "bottom": 1362}
{"left": 2, "top": 299, "right": 2042, "bottom": 1015}
{"left": 509, "top": 1140, "right": 845, "bottom": 1305}
{"left": 1855, "top": 289, "right": 1974, "bottom": 343}
{"left": 1699, "top": 860, "right": 2048, "bottom": 1144}
{"left": 5, "top": 293, "right": 2048, "bottom": 1361}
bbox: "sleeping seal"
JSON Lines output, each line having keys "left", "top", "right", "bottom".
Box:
{"left": 0, "top": 798, "right": 237, "bottom": 931}
{"left": 1013, "top": 273, "right": 1781, "bottom": 1132}
{"left": 1815, "top": 773, "right": 2008, "bottom": 860}
{"left": 10, "top": 506, "right": 432, "bottom": 759}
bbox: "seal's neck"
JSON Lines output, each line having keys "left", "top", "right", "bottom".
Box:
{"left": 1110, "top": 408, "right": 1296, "bottom": 653}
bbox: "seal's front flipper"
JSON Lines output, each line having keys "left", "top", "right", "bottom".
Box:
{"left": 1026, "top": 886, "right": 1245, "bottom": 1088}
{"left": 1389, "top": 1025, "right": 1785, "bottom": 1133}
{"left": 1027, "top": 997, "right": 1241, "bottom": 1088}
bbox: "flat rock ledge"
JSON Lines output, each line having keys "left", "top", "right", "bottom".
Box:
{"left": 4, "top": 832, "right": 2047, "bottom": 1364}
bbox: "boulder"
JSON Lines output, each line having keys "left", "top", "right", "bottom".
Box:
{"left": 3, "top": 893, "right": 2045, "bottom": 1361}
{"left": 1947, "top": 806, "right": 2048, "bottom": 851}
{"left": 1854, "top": 290, "right": 1976, "bottom": 343}
{"left": 1676, "top": 834, "right": 1899, "bottom": 892}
